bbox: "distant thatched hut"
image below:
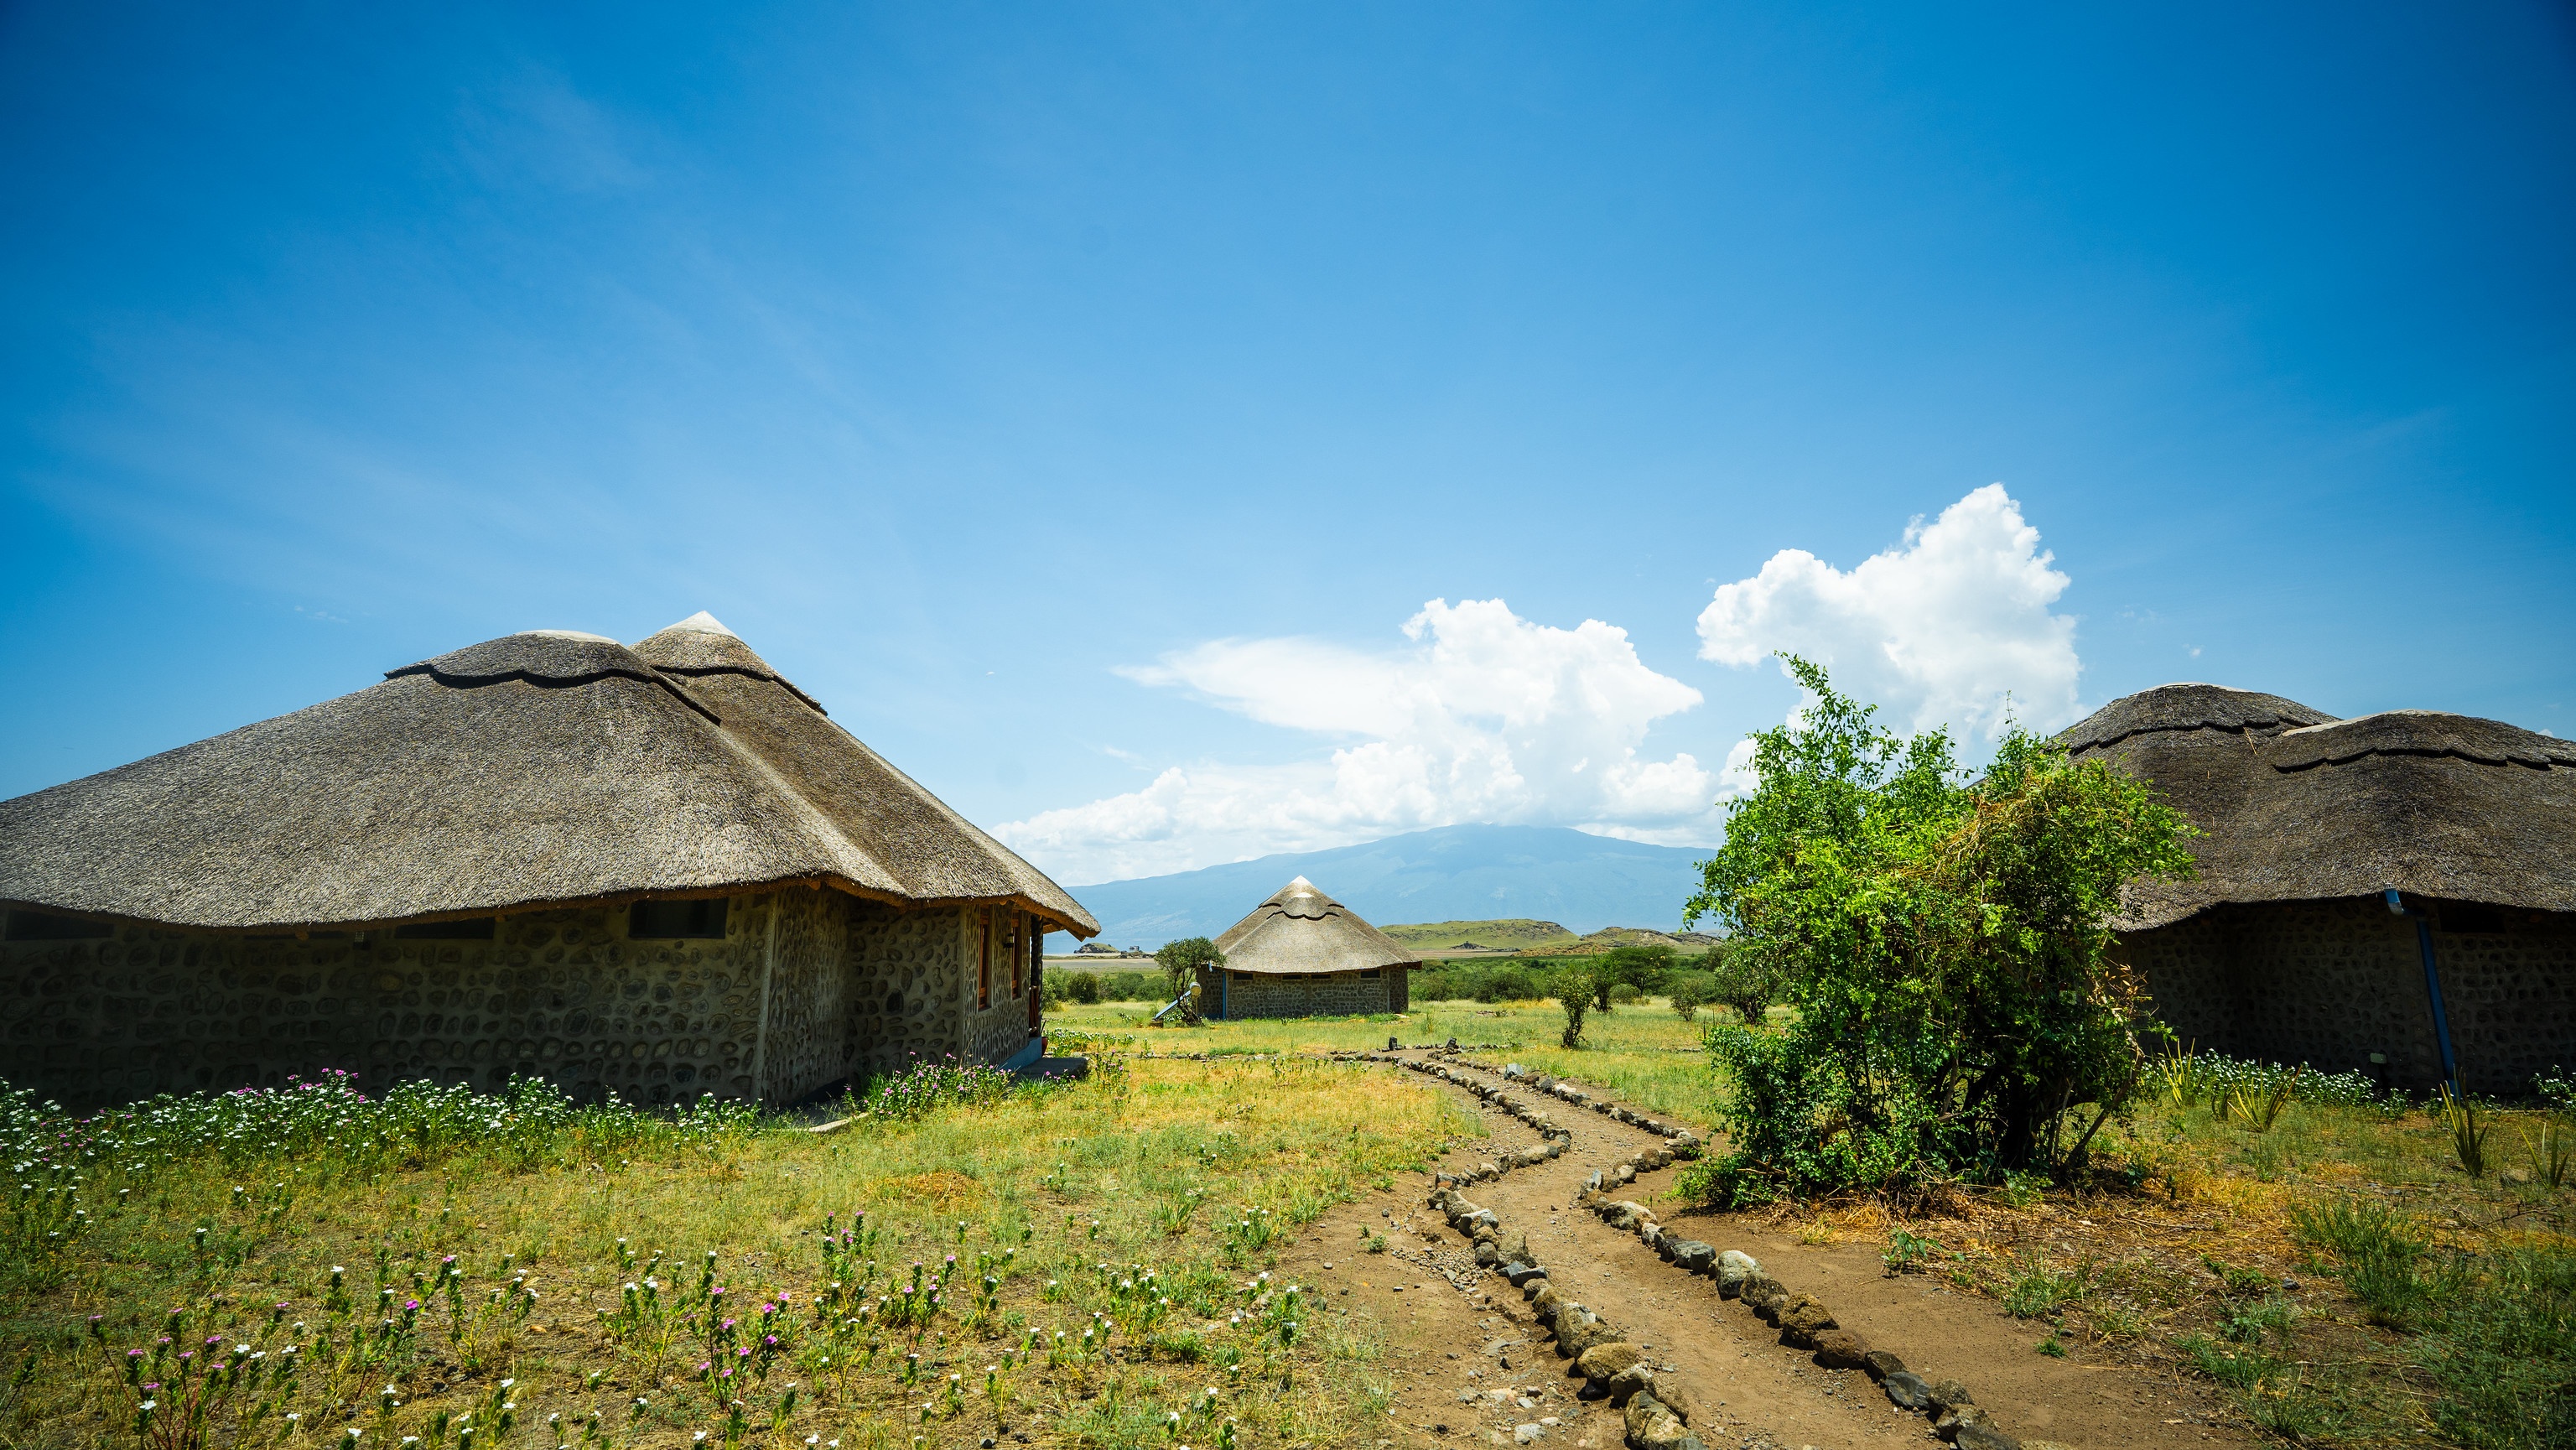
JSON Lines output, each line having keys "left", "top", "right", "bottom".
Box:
{"left": 2060, "top": 683, "right": 2574, "bottom": 1089}
{"left": 0, "top": 613, "right": 1097, "bottom": 1108}
{"left": 1202, "top": 877, "right": 1415, "bottom": 1019}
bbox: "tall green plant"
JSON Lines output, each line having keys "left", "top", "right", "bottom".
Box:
{"left": 1681, "top": 657, "right": 2195, "bottom": 1203}
{"left": 1152, "top": 937, "right": 1225, "bottom": 1001}
{"left": 1550, "top": 967, "right": 1592, "bottom": 1047}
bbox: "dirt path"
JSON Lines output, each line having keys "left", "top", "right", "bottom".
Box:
{"left": 1275, "top": 1052, "right": 2255, "bottom": 1450}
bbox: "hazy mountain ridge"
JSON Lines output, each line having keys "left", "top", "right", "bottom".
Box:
{"left": 1050, "top": 824, "right": 1714, "bottom": 950}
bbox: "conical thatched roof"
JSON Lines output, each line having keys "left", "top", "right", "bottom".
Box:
{"left": 2059, "top": 684, "right": 2576, "bottom": 929}
{"left": 1213, "top": 876, "right": 1419, "bottom": 976}
{"left": 0, "top": 615, "right": 1097, "bottom": 936}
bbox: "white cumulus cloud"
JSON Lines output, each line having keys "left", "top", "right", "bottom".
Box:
{"left": 997, "top": 599, "right": 1722, "bottom": 882}
{"left": 1696, "top": 483, "right": 2082, "bottom": 741}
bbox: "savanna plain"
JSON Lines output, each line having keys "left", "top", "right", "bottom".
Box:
{"left": 2, "top": 995, "right": 2568, "bottom": 1450}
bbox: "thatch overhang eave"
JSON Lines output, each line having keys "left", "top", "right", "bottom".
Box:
{"left": 0, "top": 874, "right": 1098, "bottom": 939}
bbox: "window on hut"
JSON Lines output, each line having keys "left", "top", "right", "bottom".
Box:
{"left": 1006, "top": 912, "right": 1024, "bottom": 998}
{"left": 1360, "top": 968, "right": 1381, "bottom": 979}
{"left": 629, "top": 899, "right": 730, "bottom": 939}
{"left": 3, "top": 910, "right": 112, "bottom": 941}
{"left": 978, "top": 909, "right": 992, "bottom": 1010}
{"left": 395, "top": 918, "right": 496, "bottom": 940}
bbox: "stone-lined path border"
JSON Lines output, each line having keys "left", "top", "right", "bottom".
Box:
{"left": 1377, "top": 1048, "right": 2071, "bottom": 1450}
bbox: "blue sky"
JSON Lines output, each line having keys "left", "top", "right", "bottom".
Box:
{"left": 5, "top": 3, "right": 2571, "bottom": 885}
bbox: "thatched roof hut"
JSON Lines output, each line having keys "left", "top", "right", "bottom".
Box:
{"left": 0, "top": 612, "right": 1094, "bottom": 937}
{"left": 0, "top": 613, "right": 1092, "bottom": 1108}
{"left": 2059, "top": 683, "right": 2576, "bottom": 929}
{"left": 1203, "top": 877, "right": 1416, "bottom": 1019}
{"left": 1215, "top": 877, "right": 1420, "bottom": 974}
{"left": 2059, "top": 683, "right": 2574, "bottom": 1089}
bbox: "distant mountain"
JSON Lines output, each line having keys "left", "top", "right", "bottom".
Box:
{"left": 1049, "top": 824, "right": 1715, "bottom": 950}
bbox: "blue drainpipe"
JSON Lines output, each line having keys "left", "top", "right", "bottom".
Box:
{"left": 2385, "top": 890, "right": 2458, "bottom": 1089}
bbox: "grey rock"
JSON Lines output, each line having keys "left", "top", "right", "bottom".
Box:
{"left": 1668, "top": 1241, "right": 1716, "bottom": 1274}
{"left": 1604, "top": 1200, "right": 1654, "bottom": 1231}
{"left": 1504, "top": 1263, "right": 1547, "bottom": 1286}
{"left": 1474, "top": 1240, "right": 1501, "bottom": 1267}
{"left": 1861, "top": 1349, "right": 1905, "bottom": 1381}
{"left": 1928, "top": 1380, "right": 1975, "bottom": 1416}
{"left": 1882, "top": 1369, "right": 1932, "bottom": 1411}
{"left": 1715, "top": 1250, "right": 1761, "bottom": 1296}
{"left": 1951, "top": 1421, "right": 2019, "bottom": 1450}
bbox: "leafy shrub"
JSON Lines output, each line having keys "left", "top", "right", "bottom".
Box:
{"left": 1063, "top": 970, "right": 1104, "bottom": 1004}
{"left": 1550, "top": 967, "right": 1592, "bottom": 1047}
{"left": 1701, "top": 946, "right": 1784, "bottom": 1026}
{"left": 1667, "top": 974, "right": 1708, "bottom": 1021}
{"left": 1683, "top": 657, "right": 2196, "bottom": 1203}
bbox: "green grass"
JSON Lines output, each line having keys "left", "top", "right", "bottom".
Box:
{"left": 1046, "top": 995, "right": 1729, "bottom": 1130}
{"left": 0, "top": 1057, "right": 1460, "bottom": 1449}
{"left": 2101, "top": 1091, "right": 2576, "bottom": 1449}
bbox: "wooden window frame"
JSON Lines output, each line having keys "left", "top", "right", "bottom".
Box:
{"left": 977, "top": 909, "right": 992, "bottom": 1011}
{"left": 1009, "top": 912, "right": 1025, "bottom": 998}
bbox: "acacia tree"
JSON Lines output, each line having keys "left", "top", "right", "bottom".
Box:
{"left": 1152, "top": 937, "right": 1225, "bottom": 1004}
{"left": 1682, "top": 657, "right": 2194, "bottom": 1203}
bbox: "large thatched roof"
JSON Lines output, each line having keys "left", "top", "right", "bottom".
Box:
{"left": 2059, "top": 684, "right": 2576, "bottom": 929}
{"left": 0, "top": 613, "right": 1097, "bottom": 936}
{"left": 1213, "top": 876, "right": 1420, "bottom": 976}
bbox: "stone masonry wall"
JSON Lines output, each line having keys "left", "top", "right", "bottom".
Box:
{"left": 2124, "top": 897, "right": 2574, "bottom": 1089}
{"left": 1218, "top": 969, "right": 1395, "bottom": 1020}
{"left": 0, "top": 889, "right": 1043, "bottom": 1110}
{"left": 754, "top": 887, "right": 849, "bottom": 1104}
{"left": 0, "top": 904, "right": 763, "bottom": 1110}
{"left": 840, "top": 902, "right": 968, "bottom": 1078}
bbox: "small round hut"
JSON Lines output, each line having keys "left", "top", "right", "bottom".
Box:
{"left": 1202, "top": 877, "right": 1416, "bottom": 1019}
{"left": 2061, "top": 683, "right": 2574, "bottom": 1089}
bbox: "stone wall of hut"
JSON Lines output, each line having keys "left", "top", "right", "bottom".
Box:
{"left": 0, "top": 890, "right": 1041, "bottom": 1110}
{"left": 960, "top": 907, "right": 1041, "bottom": 1068}
{"left": 1214, "top": 968, "right": 1403, "bottom": 1020}
{"left": 2125, "top": 896, "right": 2575, "bottom": 1090}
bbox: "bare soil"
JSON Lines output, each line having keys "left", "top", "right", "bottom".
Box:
{"left": 1277, "top": 1053, "right": 2260, "bottom": 1450}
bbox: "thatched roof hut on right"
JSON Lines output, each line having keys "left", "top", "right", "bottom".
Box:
{"left": 2062, "top": 683, "right": 2574, "bottom": 1089}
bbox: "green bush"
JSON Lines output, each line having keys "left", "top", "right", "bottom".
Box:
{"left": 1550, "top": 966, "right": 1592, "bottom": 1047}
{"left": 1701, "top": 945, "right": 1784, "bottom": 1025}
{"left": 1410, "top": 962, "right": 1544, "bottom": 1003}
{"left": 1667, "top": 974, "right": 1710, "bottom": 1022}
{"left": 1685, "top": 657, "right": 2195, "bottom": 1203}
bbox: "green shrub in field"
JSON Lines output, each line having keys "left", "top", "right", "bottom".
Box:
{"left": 1666, "top": 974, "right": 1710, "bottom": 1022}
{"left": 1701, "top": 946, "right": 1784, "bottom": 1027}
{"left": 1682, "top": 657, "right": 2196, "bottom": 1203}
